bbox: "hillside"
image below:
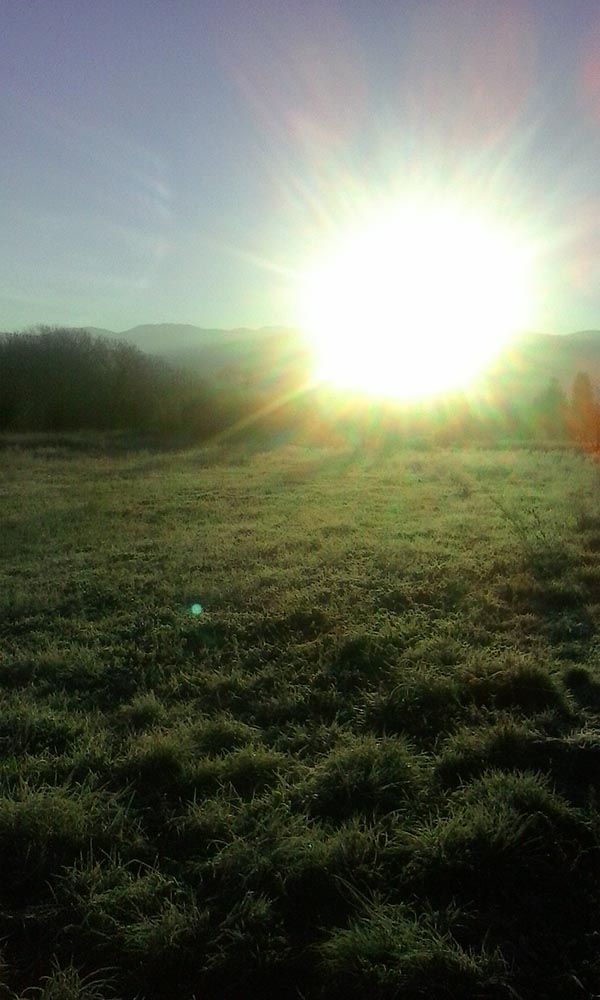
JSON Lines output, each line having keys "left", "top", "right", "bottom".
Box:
{"left": 88, "top": 324, "right": 600, "bottom": 395}
{"left": 90, "top": 323, "right": 304, "bottom": 371}
{"left": 85, "top": 323, "right": 311, "bottom": 392}
{"left": 5, "top": 323, "right": 600, "bottom": 407}
{"left": 491, "top": 330, "right": 600, "bottom": 394}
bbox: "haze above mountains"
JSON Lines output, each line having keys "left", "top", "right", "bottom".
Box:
{"left": 83, "top": 323, "right": 600, "bottom": 397}
{"left": 86, "top": 324, "right": 308, "bottom": 384}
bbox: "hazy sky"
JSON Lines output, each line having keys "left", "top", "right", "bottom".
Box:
{"left": 3, "top": 0, "right": 600, "bottom": 334}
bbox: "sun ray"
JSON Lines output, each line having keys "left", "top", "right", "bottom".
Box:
{"left": 299, "top": 193, "right": 538, "bottom": 400}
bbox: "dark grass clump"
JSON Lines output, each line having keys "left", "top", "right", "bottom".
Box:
{"left": 0, "top": 698, "right": 88, "bottom": 755}
{"left": 52, "top": 856, "right": 208, "bottom": 1000}
{"left": 0, "top": 650, "right": 144, "bottom": 711}
{"left": 0, "top": 783, "right": 144, "bottom": 910}
{"left": 457, "top": 658, "right": 572, "bottom": 715}
{"left": 436, "top": 718, "right": 600, "bottom": 804}
{"left": 323, "top": 635, "right": 396, "bottom": 692}
{"left": 246, "top": 607, "right": 331, "bottom": 643}
{"left": 116, "top": 731, "right": 189, "bottom": 801}
{"left": 189, "top": 714, "right": 261, "bottom": 755}
{"left": 195, "top": 890, "right": 292, "bottom": 999}
{"left": 13, "top": 961, "right": 118, "bottom": 999}
{"left": 298, "top": 734, "right": 427, "bottom": 822}
{"left": 363, "top": 669, "right": 467, "bottom": 744}
{"left": 113, "top": 692, "right": 167, "bottom": 732}
{"left": 317, "top": 899, "right": 511, "bottom": 1000}
{"left": 417, "top": 769, "right": 598, "bottom": 884}
{"left": 263, "top": 719, "right": 347, "bottom": 759}
{"left": 405, "top": 770, "right": 600, "bottom": 996}
{"left": 205, "top": 746, "right": 291, "bottom": 798}
{"left": 563, "top": 664, "right": 600, "bottom": 709}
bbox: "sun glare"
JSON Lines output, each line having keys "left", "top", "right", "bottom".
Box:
{"left": 300, "top": 196, "right": 536, "bottom": 400}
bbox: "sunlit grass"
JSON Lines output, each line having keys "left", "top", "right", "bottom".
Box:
{"left": 1, "top": 437, "right": 600, "bottom": 998}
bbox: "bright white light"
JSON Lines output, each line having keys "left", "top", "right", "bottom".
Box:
{"left": 300, "top": 197, "right": 536, "bottom": 399}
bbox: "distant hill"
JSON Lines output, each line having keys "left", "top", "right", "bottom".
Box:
{"left": 486, "top": 330, "right": 600, "bottom": 401}
{"left": 86, "top": 323, "right": 286, "bottom": 358}
{"left": 8, "top": 323, "right": 600, "bottom": 399}
{"left": 554, "top": 330, "right": 600, "bottom": 385}
{"left": 90, "top": 323, "right": 600, "bottom": 391}
{"left": 83, "top": 323, "right": 312, "bottom": 392}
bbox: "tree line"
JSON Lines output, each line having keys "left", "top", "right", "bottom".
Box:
{"left": 0, "top": 327, "right": 266, "bottom": 438}
{"left": 526, "top": 371, "right": 600, "bottom": 445}
{"left": 569, "top": 371, "right": 599, "bottom": 445}
{"left": 0, "top": 328, "right": 175, "bottom": 431}
{"left": 1, "top": 326, "right": 599, "bottom": 446}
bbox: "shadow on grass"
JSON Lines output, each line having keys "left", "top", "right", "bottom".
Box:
{"left": 436, "top": 718, "right": 600, "bottom": 805}
{"left": 404, "top": 770, "right": 600, "bottom": 998}
{"left": 499, "top": 549, "right": 596, "bottom": 654}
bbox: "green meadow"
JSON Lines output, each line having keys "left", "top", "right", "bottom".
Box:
{"left": 2, "top": 437, "right": 600, "bottom": 999}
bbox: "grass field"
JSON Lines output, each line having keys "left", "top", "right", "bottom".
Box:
{"left": 2, "top": 437, "right": 600, "bottom": 999}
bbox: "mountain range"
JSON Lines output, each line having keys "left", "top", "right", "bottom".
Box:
{"left": 84, "top": 324, "right": 600, "bottom": 398}
{"left": 86, "top": 324, "right": 310, "bottom": 390}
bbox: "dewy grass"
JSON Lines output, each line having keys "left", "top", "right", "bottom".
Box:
{"left": 318, "top": 897, "right": 511, "bottom": 1000}
{"left": 2, "top": 439, "right": 600, "bottom": 998}
{"left": 15, "top": 960, "right": 119, "bottom": 1000}
{"left": 298, "top": 734, "right": 427, "bottom": 821}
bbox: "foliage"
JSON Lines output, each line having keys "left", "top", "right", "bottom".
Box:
{"left": 0, "top": 328, "right": 178, "bottom": 432}
{"left": 570, "top": 370, "right": 598, "bottom": 445}
{"left": 6, "top": 328, "right": 600, "bottom": 451}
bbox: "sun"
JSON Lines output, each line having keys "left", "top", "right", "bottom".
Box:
{"left": 300, "top": 196, "right": 536, "bottom": 400}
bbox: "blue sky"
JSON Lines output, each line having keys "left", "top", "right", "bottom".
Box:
{"left": 3, "top": 0, "right": 600, "bottom": 334}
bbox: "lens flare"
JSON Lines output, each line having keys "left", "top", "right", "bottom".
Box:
{"left": 300, "top": 195, "right": 537, "bottom": 400}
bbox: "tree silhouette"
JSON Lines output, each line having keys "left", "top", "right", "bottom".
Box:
{"left": 570, "top": 371, "right": 597, "bottom": 445}
{"left": 531, "top": 378, "right": 568, "bottom": 439}
{"left": 0, "top": 327, "right": 186, "bottom": 432}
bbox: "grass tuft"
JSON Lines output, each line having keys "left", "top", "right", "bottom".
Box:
{"left": 299, "top": 735, "right": 427, "bottom": 821}
{"left": 318, "top": 898, "right": 510, "bottom": 999}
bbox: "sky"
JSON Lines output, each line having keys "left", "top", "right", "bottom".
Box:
{"left": 3, "top": 0, "right": 600, "bottom": 335}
